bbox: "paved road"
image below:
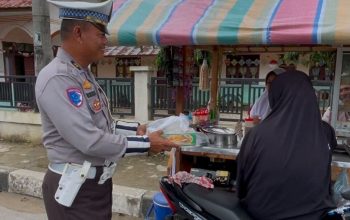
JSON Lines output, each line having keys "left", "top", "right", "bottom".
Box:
{"left": 0, "top": 192, "right": 141, "bottom": 220}
{"left": 0, "top": 140, "right": 168, "bottom": 191}
{"left": 0, "top": 206, "right": 47, "bottom": 220}
{"left": 0, "top": 191, "right": 46, "bottom": 220}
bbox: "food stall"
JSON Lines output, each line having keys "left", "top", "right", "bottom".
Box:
{"left": 108, "top": 0, "right": 350, "bottom": 182}
{"left": 329, "top": 49, "right": 350, "bottom": 180}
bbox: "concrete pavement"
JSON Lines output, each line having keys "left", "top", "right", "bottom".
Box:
{"left": 0, "top": 140, "right": 168, "bottom": 218}
{"left": 0, "top": 206, "right": 47, "bottom": 220}
{"left": 0, "top": 192, "right": 142, "bottom": 220}
{"left": 0, "top": 192, "right": 46, "bottom": 220}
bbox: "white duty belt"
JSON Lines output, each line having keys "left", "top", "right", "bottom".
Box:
{"left": 49, "top": 161, "right": 117, "bottom": 184}
{"left": 49, "top": 163, "right": 96, "bottom": 179}
{"left": 50, "top": 161, "right": 117, "bottom": 207}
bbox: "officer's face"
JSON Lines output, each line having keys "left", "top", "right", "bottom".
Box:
{"left": 80, "top": 23, "right": 108, "bottom": 62}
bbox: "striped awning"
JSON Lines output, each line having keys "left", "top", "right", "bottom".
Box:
{"left": 0, "top": 0, "right": 31, "bottom": 9}
{"left": 104, "top": 46, "right": 160, "bottom": 56}
{"left": 108, "top": 0, "right": 350, "bottom": 46}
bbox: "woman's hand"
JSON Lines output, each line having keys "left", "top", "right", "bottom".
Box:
{"left": 252, "top": 116, "right": 261, "bottom": 125}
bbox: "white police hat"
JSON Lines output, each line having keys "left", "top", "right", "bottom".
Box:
{"left": 47, "top": 0, "right": 113, "bottom": 34}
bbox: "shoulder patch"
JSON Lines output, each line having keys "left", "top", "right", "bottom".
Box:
{"left": 83, "top": 80, "right": 92, "bottom": 89}
{"left": 66, "top": 88, "right": 83, "bottom": 107}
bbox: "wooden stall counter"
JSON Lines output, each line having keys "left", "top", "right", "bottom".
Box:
{"left": 175, "top": 146, "right": 239, "bottom": 173}
{"left": 173, "top": 145, "right": 350, "bottom": 182}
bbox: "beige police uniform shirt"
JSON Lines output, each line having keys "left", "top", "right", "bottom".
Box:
{"left": 35, "top": 48, "right": 127, "bottom": 166}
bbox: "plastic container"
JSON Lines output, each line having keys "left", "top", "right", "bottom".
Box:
{"left": 146, "top": 192, "right": 172, "bottom": 220}
{"left": 244, "top": 118, "right": 254, "bottom": 136}
{"left": 193, "top": 108, "right": 209, "bottom": 125}
{"left": 192, "top": 111, "right": 199, "bottom": 124}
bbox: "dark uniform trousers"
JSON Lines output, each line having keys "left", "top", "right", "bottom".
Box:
{"left": 42, "top": 167, "right": 112, "bottom": 220}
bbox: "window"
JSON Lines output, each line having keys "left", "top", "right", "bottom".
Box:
{"left": 225, "top": 54, "right": 260, "bottom": 79}
{"left": 115, "top": 57, "right": 141, "bottom": 78}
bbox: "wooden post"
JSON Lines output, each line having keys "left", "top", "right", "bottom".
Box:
{"left": 175, "top": 86, "right": 185, "bottom": 115}
{"left": 175, "top": 46, "right": 189, "bottom": 115}
{"left": 209, "top": 46, "right": 219, "bottom": 111}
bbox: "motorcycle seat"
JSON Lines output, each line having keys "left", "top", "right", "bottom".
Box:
{"left": 183, "top": 183, "right": 252, "bottom": 220}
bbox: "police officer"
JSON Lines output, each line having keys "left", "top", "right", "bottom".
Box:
{"left": 36, "top": 1, "right": 176, "bottom": 219}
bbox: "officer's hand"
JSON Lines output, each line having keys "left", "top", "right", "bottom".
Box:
{"left": 136, "top": 124, "right": 147, "bottom": 135}
{"left": 148, "top": 130, "right": 179, "bottom": 149}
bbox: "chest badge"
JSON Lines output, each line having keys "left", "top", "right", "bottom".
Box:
{"left": 66, "top": 88, "right": 83, "bottom": 107}
{"left": 83, "top": 80, "right": 92, "bottom": 89}
{"left": 93, "top": 99, "right": 101, "bottom": 111}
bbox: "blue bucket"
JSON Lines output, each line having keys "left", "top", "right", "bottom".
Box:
{"left": 146, "top": 192, "right": 172, "bottom": 220}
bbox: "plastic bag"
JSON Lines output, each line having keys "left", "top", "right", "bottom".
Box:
{"left": 195, "top": 132, "right": 209, "bottom": 147}
{"left": 334, "top": 169, "right": 349, "bottom": 206}
{"left": 147, "top": 114, "right": 194, "bottom": 134}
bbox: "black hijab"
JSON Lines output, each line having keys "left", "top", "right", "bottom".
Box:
{"left": 237, "top": 71, "right": 335, "bottom": 220}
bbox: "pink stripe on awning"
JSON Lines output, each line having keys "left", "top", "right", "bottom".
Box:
{"left": 269, "top": 0, "right": 319, "bottom": 44}
{"left": 113, "top": 0, "right": 127, "bottom": 11}
{"left": 159, "top": 0, "right": 213, "bottom": 45}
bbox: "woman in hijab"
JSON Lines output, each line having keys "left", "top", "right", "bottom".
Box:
{"left": 250, "top": 68, "right": 285, "bottom": 124}
{"left": 237, "top": 71, "right": 336, "bottom": 220}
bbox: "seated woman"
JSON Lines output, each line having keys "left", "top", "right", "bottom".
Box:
{"left": 237, "top": 71, "right": 337, "bottom": 220}
{"left": 322, "top": 84, "right": 350, "bottom": 123}
{"left": 250, "top": 68, "right": 285, "bottom": 124}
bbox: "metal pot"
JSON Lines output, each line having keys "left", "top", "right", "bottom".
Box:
{"left": 201, "top": 126, "right": 237, "bottom": 148}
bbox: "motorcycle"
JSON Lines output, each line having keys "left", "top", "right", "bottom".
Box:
{"left": 159, "top": 176, "right": 252, "bottom": 220}
{"left": 160, "top": 176, "right": 350, "bottom": 220}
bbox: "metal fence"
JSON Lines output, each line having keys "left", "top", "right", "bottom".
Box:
{"left": 0, "top": 75, "right": 134, "bottom": 117}
{"left": 95, "top": 77, "right": 134, "bottom": 117}
{"left": 150, "top": 77, "right": 265, "bottom": 120}
{"left": 0, "top": 75, "right": 333, "bottom": 121}
{"left": 0, "top": 75, "right": 37, "bottom": 111}
{"left": 313, "top": 80, "right": 334, "bottom": 115}
{"left": 150, "top": 77, "right": 333, "bottom": 121}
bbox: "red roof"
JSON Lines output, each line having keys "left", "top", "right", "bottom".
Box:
{"left": 0, "top": 0, "right": 31, "bottom": 8}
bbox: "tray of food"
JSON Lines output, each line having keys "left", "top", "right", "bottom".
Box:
{"left": 163, "top": 133, "right": 196, "bottom": 146}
